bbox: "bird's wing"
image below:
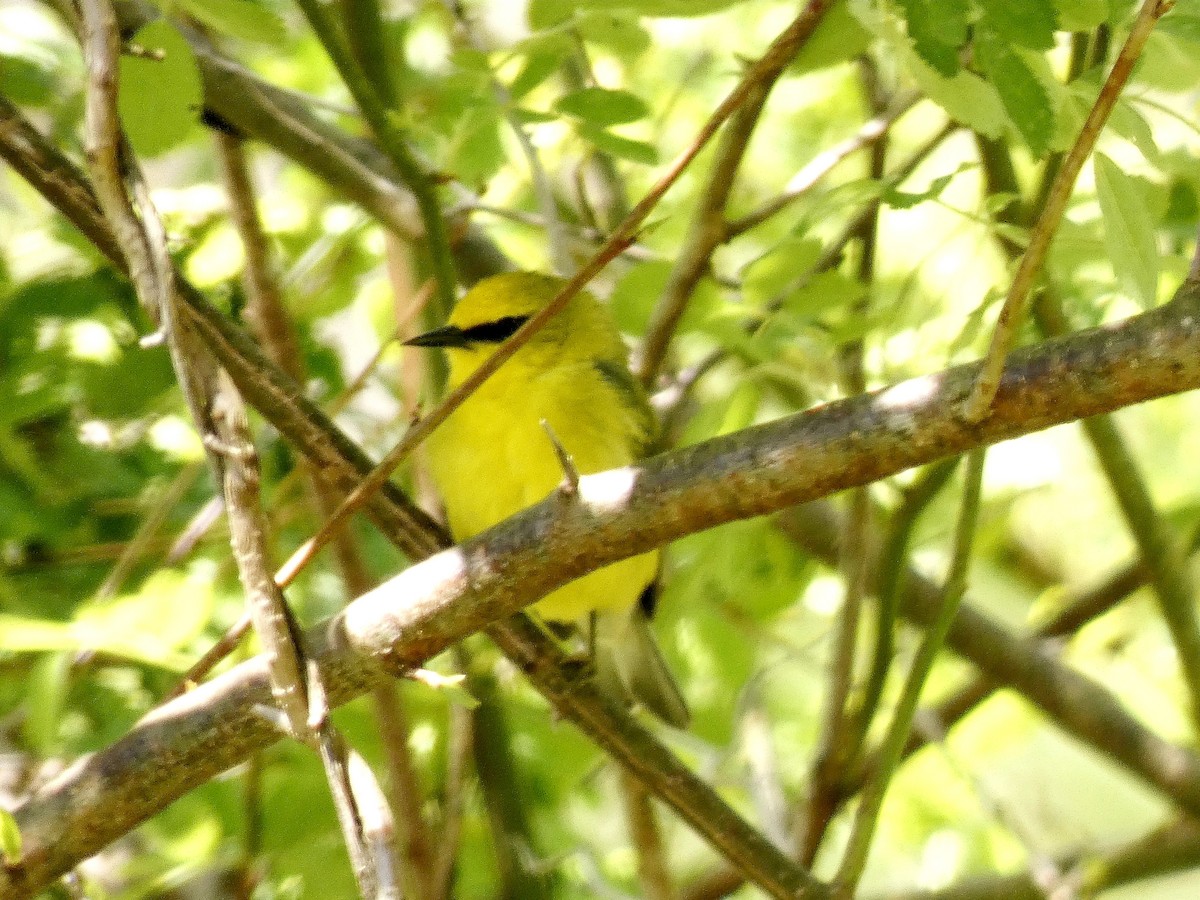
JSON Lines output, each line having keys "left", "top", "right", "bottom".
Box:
{"left": 592, "top": 357, "right": 659, "bottom": 458}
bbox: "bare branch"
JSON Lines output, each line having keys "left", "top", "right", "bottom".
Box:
{"left": 8, "top": 267, "right": 1200, "bottom": 894}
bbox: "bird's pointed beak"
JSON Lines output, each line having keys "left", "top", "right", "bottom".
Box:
{"left": 404, "top": 324, "right": 470, "bottom": 348}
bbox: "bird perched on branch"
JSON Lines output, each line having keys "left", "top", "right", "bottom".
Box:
{"left": 406, "top": 271, "right": 689, "bottom": 727}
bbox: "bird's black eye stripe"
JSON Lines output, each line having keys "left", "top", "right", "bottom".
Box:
{"left": 460, "top": 315, "right": 530, "bottom": 344}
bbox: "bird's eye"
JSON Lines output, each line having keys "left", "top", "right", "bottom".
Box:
{"left": 459, "top": 315, "right": 530, "bottom": 344}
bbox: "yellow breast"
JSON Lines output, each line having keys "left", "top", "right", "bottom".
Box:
{"left": 426, "top": 356, "right": 658, "bottom": 622}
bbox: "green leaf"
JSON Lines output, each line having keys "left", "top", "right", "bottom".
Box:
{"left": 446, "top": 105, "right": 504, "bottom": 186}
{"left": 790, "top": 0, "right": 873, "bottom": 73}
{"left": 118, "top": 20, "right": 203, "bottom": 157}
{"left": 1108, "top": 99, "right": 1161, "bottom": 164}
{"left": 975, "top": 28, "right": 1055, "bottom": 155}
{"left": 896, "top": 0, "right": 969, "bottom": 76}
{"left": 907, "top": 52, "right": 1006, "bottom": 137}
{"left": 579, "top": 0, "right": 753, "bottom": 16}
{"left": 1053, "top": 0, "right": 1108, "bottom": 30}
{"left": 576, "top": 12, "right": 652, "bottom": 60}
{"left": 977, "top": 0, "right": 1058, "bottom": 50}
{"left": 1134, "top": 31, "right": 1200, "bottom": 92}
{"left": 0, "top": 570, "right": 215, "bottom": 671}
{"left": 22, "top": 652, "right": 70, "bottom": 754}
{"left": 576, "top": 123, "right": 658, "bottom": 164}
{"left": 741, "top": 237, "right": 824, "bottom": 308}
{"left": 610, "top": 261, "right": 672, "bottom": 333}
{"left": 883, "top": 162, "right": 973, "bottom": 209}
{"left": 529, "top": 0, "right": 749, "bottom": 26}
{"left": 1159, "top": 12, "right": 1200, "bottom": 44}
{"left": 555, "top": 87, "right": 650, "bottom": 127}
{"left": 508, "top": 52, "right": 566, "bottom": 101}
{"left": 0, "top": 52, "right": 57, "bottom": 106}
{"left": 527, "top": 0, "right": 574, "bottom": 28}
{"left": 781, "top": 270, "right": 867, "bottom": 321}
{"left": 0, "top": 807, "right": 21, "bottom": 866}
{"left": 509, "top": 107, "right": 558, "bottom": 125}
{"left": 1094, "top": 152, "right": 1160, "bottom": 307}
{"left": 171, "top": 0, "right": 286, "bottom": 45}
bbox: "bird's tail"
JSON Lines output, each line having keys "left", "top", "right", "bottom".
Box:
{"left": 593, "top": 608, "right": 690, "bottom": 728}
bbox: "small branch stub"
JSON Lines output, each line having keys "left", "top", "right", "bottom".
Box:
{"left": 541, "top": 419, "right": 580, "bottom": 495}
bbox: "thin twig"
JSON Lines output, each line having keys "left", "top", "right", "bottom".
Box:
{"left": 740, "top": 701, "right": 789, "bottom": 851}
{"left": 541, "top": 420, "right": 581, "bottom": 494}
{"left": 346, "top": 749, "right": 403, "bottom": 900}
{"left": 12, "top": 88, "right": 1200, "bottom": 894}
{"left": 725, "top": 89, "right": 920, "bottom": 238}
{"left": 488, "top": 616, "right": 827, "bottom": 900}
{"left": 10, "top": 274, "right": 1200, "bottom": 894}
{"left": 832, "top": 448, "right": 986, "bottom": 896}
{"left": 622, "top": 768, "right": 677, "bottom": 900}
{"left": 273, "top": 2, "right": 848, "bottom": 589}
{"left": 964, "top": 0, "right": 1170, "bottom": 420}
{"left": 293, "top": 0, "right": 457, "bottom": 318}
{"left": 975, "top": 129, "right": 1200, "bottom": 731}
{"left": 849, "top": 458, "right": 960, "bottom": 763}
{"left": 637, "top": 0, "right": 837, "bottom": 385}
{"left": 797, "top": 485, "right": 870, "bottom": 865}
{"left": 774, "top": 493, "right": 1200, "bottom": 842}
{"left": 448, "top": 4, "right": 571, "bottom": 276}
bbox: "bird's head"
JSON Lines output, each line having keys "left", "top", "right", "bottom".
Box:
{"left": 406, "top": 272, "right": 622, "bottom": 386}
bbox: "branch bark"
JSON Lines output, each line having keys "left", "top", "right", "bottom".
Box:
{"left": 9, "top": 87, "right": 1200, "bottom": 898}
{"left": 6, "top": 264, "right": 1200, "bottom": 895}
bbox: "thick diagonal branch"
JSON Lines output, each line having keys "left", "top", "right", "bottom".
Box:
{"left": 7, "top": 264, "right": 1200, "bottom": 895}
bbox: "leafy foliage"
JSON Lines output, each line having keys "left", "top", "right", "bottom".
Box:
{"left": 2, "top": 0, "right": 1200, "bottom": 897}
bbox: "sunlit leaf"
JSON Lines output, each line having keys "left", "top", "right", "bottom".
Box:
{"left": 170, "top": 0, "right": 287, "bottom": 45}
{"left": 1094, "top": 152, "right": 1160, "bottom": 307}
{"left": 790, "top": 0, "right": 873, "bottom": 73}
{"left": 117, "top": 20, "right": 202, "bottom": 157}
{"left": 0, "top": 808, "right": 21, "bottom": 866}
{"left": 555, "top": 87, "right": 650, "bottom": 127}
{"left": 977, "top": 0, "right": 1058, "bottom": 50}
{"left": 896, "top": 0, "right": 969, "bottom": 76}
{"left": 575, "top": 123, "right": 658, "bottom": 164}
{"left": 975, "top": 27, "right": 1055, "bottom": 154}
{"left": 0, "top": 571, "right": 214, "bottom": 671}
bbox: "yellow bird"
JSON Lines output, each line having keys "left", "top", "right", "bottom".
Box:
{"left": 407, "top": 272, "right": 689, "bottom": 727}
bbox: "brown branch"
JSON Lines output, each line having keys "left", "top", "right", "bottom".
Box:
{"left": 486, "top": 617, "right": 822, "bottom": 900}
{"left": 11, "top": 90, "right": 1200, "bottom": 898}
{"left": 7, "top": 260, "right": 1200, "bottom": 895}
{"left": 78, "top": 13, "right": 384, "bottom": 888}
{"left": 833, "top": 449, "right": 986, "bottom": 896}
{"left": 975, "top": 130, "right": 1200, "bottom": 731}
{"left": 797, "top": 486, "right": 870, "bottom": 865}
